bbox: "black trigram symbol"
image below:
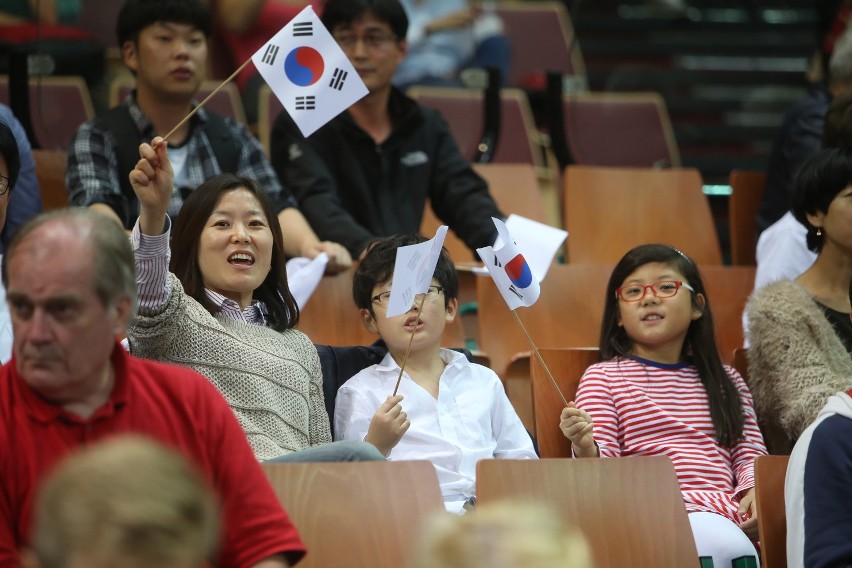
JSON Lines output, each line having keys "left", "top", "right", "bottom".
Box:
{"left": 295, "top": 96, "right": 316, "bottom": 110}
{"left": 293, "top": 22, "right": 313, "bottom": 37}
{"left": 329, "top": 68, "right": 348, "bottom": 91}
{"left": 261, "top": 44, "right": 279, "bottom": 65}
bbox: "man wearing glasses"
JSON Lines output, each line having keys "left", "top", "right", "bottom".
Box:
{"left": 270, "top": 0, "right": 503, "bottom": 259}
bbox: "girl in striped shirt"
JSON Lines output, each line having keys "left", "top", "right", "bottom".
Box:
{"left": 560, "top": 244, "right": 767, "bottom": 566}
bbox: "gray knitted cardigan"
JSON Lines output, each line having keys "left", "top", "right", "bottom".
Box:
{"left": 127, "top": 274, "right": 332, "bottom": 461}
{"left": 745, "top": 279, "right": 852, "bottom": 444}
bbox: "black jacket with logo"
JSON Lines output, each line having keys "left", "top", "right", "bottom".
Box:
{"left": 271, "top": 87, "right": 502, "bottom": 257}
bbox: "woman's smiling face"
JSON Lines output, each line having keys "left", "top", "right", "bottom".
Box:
{"left": 197, "top": 188, "right": 273, "bottom": 308}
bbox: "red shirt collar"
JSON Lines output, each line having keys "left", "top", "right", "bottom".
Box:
{"left": 13, "top": 342, "right": 130, "bottom": 424}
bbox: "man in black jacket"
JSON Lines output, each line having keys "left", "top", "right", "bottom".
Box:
{"left": 270, "top": 0, "right": 502, "bottom": 259}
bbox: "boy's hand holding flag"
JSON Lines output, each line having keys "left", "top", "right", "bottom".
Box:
{"left": 251, "top": 5, "right": 369, "bottom": 137}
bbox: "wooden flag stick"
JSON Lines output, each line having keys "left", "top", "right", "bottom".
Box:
{"left": 391, "top": 294, "right": 428, "bottom": 397}
{"left": 161, "top": 58, "right": 253, "bottom": 142}
{"left": 511, "top": 310, "right": 569, "bottom": 407}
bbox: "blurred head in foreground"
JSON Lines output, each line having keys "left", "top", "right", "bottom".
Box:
{"left": 409, "top": 500, "right": 595, "bottom": 568}
{"left": 24, "top": 435, "right": 220, "bottom": 568}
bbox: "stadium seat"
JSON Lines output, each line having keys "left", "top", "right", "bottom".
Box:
{"left": 563, "top": 165, "right": 721, "bottom": 265}
{"left": 555, "top": 91, "right": 680, "bottom": 169}
{"left": 0, "top": 75, "right": 94, "bottom": 151}
{"left": 530, "top": 347, "right": 599, "bottom": 458}
{"left": 476, "top": 456, "right": 699, "bottom": 567}
{"left": 262, "top": 460, "right": 444, "bottom": 568}
{"left": 407, "top": 86, "right": 544, "bottom": 168}
{"left": 754, "top": 455, "right": 790, "bottom": 568}
{"left": 493, "top": 1, "right": 586, "bottom": 91}
{"left": 699, "top": 265, "right": 755, "bottom": 366}
{"left": 475, "top": 263, "right": 612, "bottom": 430}
{"left": 728, "top": 169, "right": 766, "bottom": 266}
{"left": 31, "top": 149, "right": 69, "bottom": 210}
{"left": 419, "top": 162, "right": 548, "bottom": 264}
{"left": 257, "top": 83, "right": 283, "bottom": 156}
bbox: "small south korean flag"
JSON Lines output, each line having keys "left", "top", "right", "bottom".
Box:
{"left": 252, "top": 5, "right": 368, "bottom": 137}
{"left": 477, "top": 218, "right": 541, "bottom": 311}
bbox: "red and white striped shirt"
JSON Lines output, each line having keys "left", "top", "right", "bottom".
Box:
{"left": 576, "top": 356, "right": 767, "bottom": 523}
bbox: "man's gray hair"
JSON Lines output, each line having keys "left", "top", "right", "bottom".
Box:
{"left": 3, "top": 208, "right": 137, "bottom": 309}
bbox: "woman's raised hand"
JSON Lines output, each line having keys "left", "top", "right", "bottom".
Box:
{"left": 129, "top": 137, "right": 173, "bottom": 234}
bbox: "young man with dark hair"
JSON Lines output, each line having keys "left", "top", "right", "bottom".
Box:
{"left": 67, "top": 0, "right": 350, "bottom": 271}
{"left": 270, "top": 0, "right": 503, "bottom": 259}
{"left": 335, "top": 234, "right": 536, "bottom": 513}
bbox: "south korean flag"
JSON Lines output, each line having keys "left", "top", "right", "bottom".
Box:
{"left": 252, "top": 5, "right": 368, "bottom": 137}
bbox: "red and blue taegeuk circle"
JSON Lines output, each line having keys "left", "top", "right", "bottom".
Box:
{"left": 505, "top": 254, "right": 533, "bottom": 288}
{"left": 284, "top": 46, "right": 324, "bottom": 86}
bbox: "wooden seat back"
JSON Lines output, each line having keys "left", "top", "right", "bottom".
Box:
{"left": 564, "top": 165, "right": 722, "bottom": 265}
{"left": 420, "top": 162, "right": 547, "bottom": 263}
{"left": 476, "top": 457, "right": 698, "bottom": 567}
{"left": 560, "top": 92, "right": 680, "bottom": 168}
{"left": 32, "top": 149, "right": 69, "bottom": 210}
{"left": 728, "top": 169, "right": 766, "bottom": 266}
{"left": 530, "top": 348, "right": 600, "bottom": 458}
{"left": 754, "top": 455, "right": 790, "bottom": 568}
{"left": 263, "top": 461, "right": 444, "bottom": 568}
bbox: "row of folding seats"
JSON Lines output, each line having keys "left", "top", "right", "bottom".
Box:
{"left": 260, "top": 455, "right": 698, "bottom": 568}
{"left": 261, "top": 452, "right": 788, "bottom": 567}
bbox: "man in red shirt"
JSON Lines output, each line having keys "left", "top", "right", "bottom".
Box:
{"left": 0, "top": 208, "right": 305, "bottom": 568}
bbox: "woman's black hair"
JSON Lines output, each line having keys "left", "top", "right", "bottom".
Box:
{"left": 599, "top": 244, "right": 744, "bottom": 447}
{"left": 170, "top": 174, "right": 298, "bottom": 332}
{"left": 789, "top": 147, "right": 852, "bottom": 252}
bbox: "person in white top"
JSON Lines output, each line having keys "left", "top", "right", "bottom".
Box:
{"left": 754, "top": 211, "right": 817, "bottom": 290}
{"left": 0, "top": 120, "right": 20, "bottom": 363}
{"left": 334, "top": 234, "right": 537, "bottom": 513}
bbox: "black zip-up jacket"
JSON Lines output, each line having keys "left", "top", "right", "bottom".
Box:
{"left": 270, "top": 88, "right": 503, "bottom": 257}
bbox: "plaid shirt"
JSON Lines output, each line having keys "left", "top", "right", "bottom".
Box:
{"left": 67, "top": 93, "right": 296, "bottom": 227}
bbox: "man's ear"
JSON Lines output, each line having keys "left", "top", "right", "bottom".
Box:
{"left": 691, "top": 293, "right": 706, "bottom": 320}
{"left": 395, "top": 38, "right": 408, "bottom": 64}
{"left": 122, "top": 40, "right": 139, "bottom": 74}
{"left": 111, "top": 296, "right": 134, "bottom": 337}
{"left": 360, "top": 308, "right": 378, "bottom": 334}
{"left": 445, "top": 297, "right": 458, "bottom": 323}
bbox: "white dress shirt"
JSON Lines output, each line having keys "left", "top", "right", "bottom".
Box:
{"left": 334, "top": 349, "right": 537, "bottom": 513}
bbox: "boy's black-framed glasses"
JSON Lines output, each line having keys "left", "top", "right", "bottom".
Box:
{"left": 371, "top": 285, "right": 444, "bottom": 308}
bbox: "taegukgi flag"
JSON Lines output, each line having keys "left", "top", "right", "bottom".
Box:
{"left": 251, "top": 5, "right": 368, "bottom": 137}
{"left": 386, "top": 226, "right": 449, "bottom": 318}
{"left": 477, "top": 217, "right": 540, "bottom": 310}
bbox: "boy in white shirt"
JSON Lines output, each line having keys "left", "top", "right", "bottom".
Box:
{"left": 334, "top": 234, "right": 537, "bottom": 513}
